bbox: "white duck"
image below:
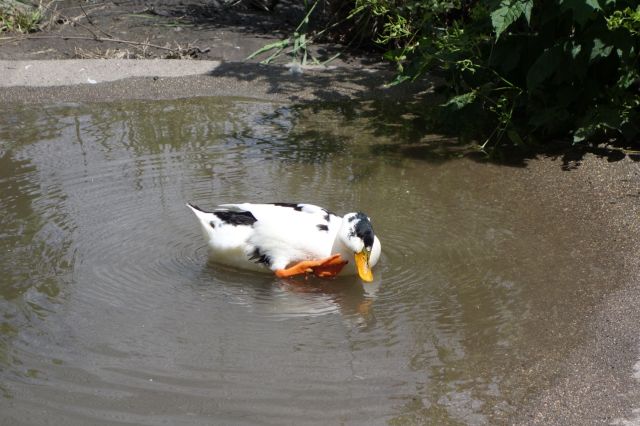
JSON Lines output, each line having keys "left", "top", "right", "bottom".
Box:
{"left": 187, "top": 202, "right": 381, "bottom": 281}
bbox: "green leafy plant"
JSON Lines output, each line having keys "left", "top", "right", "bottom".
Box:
{"left": 247, "top": 0, "right": 340, "bottom": 65}
{"left": 606, "top": 5, "right": 640, "bottom": 34}
{"left": 348, "top": 0, "right": 640, "bottom": 149}
{"left": 0, "top": 0, "right": 46, "bottom": 33}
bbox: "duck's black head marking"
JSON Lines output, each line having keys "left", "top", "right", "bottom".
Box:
{"left": 350, "top": 212, "right": 374, "bottom": 248}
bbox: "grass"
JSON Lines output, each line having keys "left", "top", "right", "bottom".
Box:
{"left": 246, "top": 0, "right": 342, "bottom": 66}
{"left": 0, "top": 0, "right": 47, "bottom": 33}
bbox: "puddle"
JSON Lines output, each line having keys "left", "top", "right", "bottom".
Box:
{"left": 0, "top": 97, "right": 631, "bottom": 424}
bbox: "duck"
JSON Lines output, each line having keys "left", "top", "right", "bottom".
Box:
{"left": 187, "top": 202, "right": 381, "bottom": 282}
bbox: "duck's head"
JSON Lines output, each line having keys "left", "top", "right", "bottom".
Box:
{"left": 339, "top": 212, "right": 377, "bottom": 282}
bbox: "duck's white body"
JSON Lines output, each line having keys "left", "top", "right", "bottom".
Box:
{"left": 187, "top": 202, "right": 381, "bottom": 277}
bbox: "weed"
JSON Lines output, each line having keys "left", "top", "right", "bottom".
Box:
{"left": 247, "top": 0, "right": 341, "bottom": 66}
{"left": 250, "top": 1, "right": 639, "bottom": 149}
{"left": 0, "top": 0, "right": 47, "bottom": 33}
{"left": 347, "top": 0, "right": 640, "bottom": 149}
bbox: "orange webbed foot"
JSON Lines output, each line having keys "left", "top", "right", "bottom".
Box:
{"left": 275, "top": 260, "right": 319, "bottom": 278}
{"left": 311, "top": 254, "right": 348, "bottom": 278}
{"left": 274, "top": 254, "right": 348, "bottom": 279}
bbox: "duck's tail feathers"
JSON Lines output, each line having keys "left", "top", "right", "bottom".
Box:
{"left": 186, "top": 202, "right": 217, "bottom": 225}
{"left": 186, "top": 203, "right": 219, "bottom": 243}
{"left": 186, "top": 202, "right": 210, "bottom": 213}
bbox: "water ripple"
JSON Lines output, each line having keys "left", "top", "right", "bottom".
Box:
{"left": 0, "top": 99, "right": 537, "bottom": 425}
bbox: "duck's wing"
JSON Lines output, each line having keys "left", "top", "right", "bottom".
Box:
{"left": 218, "top": 203, "right": 337, "bottom": 225}
{"left": 215, "top": 203, "right": 339, "bottom": 270}
{"left": 186, "top": 203, "right": 256, "bottom": 251}
{"left": 188, "top": 203, "right": 257, "bottom": 227}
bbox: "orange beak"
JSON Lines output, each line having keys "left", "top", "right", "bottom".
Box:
{"left": 354, "top": 250, "right": 373, "bottom": 282}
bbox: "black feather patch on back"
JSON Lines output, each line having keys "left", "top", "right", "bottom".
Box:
{"left": 214, "top": 210, "right": 257, "bottom": 226}
{"left": 271, "top": 202, "right": 303, "bottom": 211}
{"left": 249, "top": 247, "right": 272, "bottom": 266}
{"left": 316, "top": 224, "right": 329, "bottom": 231}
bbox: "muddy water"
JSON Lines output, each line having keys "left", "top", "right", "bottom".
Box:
{"left": 0, "top": 98, "right": 624, "bottom": 425}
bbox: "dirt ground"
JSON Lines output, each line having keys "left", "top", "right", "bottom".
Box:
{"left": 0, "top": 0, "right": 380, "bottom": 66}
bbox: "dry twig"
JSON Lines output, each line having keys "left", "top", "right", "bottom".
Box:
{"left": 1, "top": 34, "right": 208, "bottom": 56}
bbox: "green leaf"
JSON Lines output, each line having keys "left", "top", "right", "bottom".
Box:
{"left": 573, "top": 127, "right": 589, "bottom": 143}
{"left": 529, "top": 107, "right": 570, "bottom": 131}
{"left": 491, "top": 0, "right": 533, "bottom": 39}
{"left": 589, "top": 38, "right": 613, "bottom": 62}
{"left": 522, "top": 1, "right": 533, "bottom": 23}
{"left": 385, "top": 74, "right": 411, "bottom": 87}
{"left": 570, "top": 43, "right": 582, "bottom": 59}
{"left": 617, "top": 69, "right": 639, "bottom": 88}
{"left": 507, "top": 129, "right": 524, "bottom": 145}
{"left": 573, "top": 121, "right": 600, "bottom": 143}
{"left": 526, "top": 45, "right": 563, "bottom": 90}
{"left": 441, "top": 91, "right": 477, "bottom": 110}
{"left": 620, "top": 119, "right": 639, "bottom": 141}
{"left": 246, "top": 39, "right": 289, "bottom": 60}
{"left": 559, "top": 0, "right": 601, "bottom": 26}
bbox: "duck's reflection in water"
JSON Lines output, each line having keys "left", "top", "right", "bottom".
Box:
{"left": 201, "top": 262, "right": 382, "bottom": 326}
